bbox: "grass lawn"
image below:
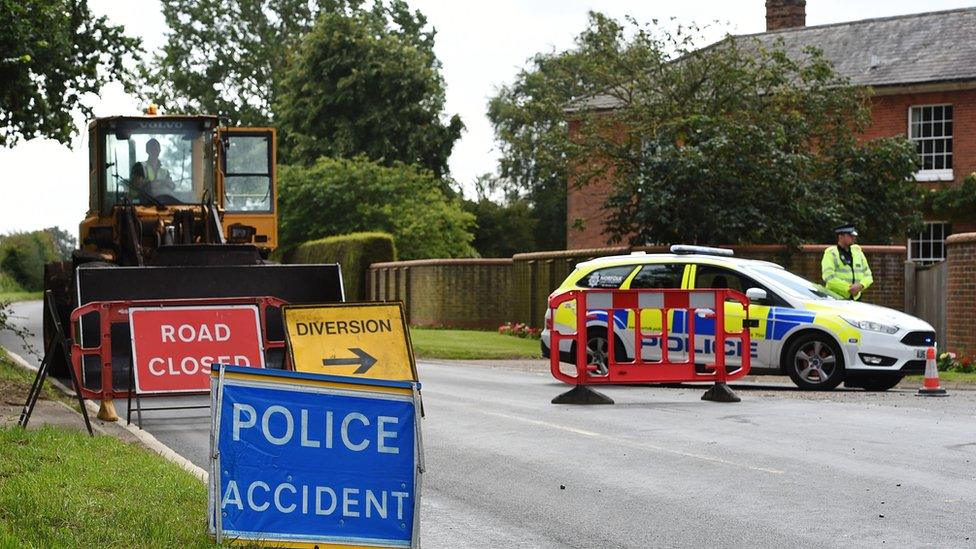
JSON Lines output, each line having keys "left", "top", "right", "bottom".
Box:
{"left": 410, "top": 328, "right": 542, "bottom": 360}
{"left": 905, "top": 370, "right": 976, "bottom": 384}
{"left": 0, "top": 426, "right": 212, "bottom": 547}
{"left": 0, "top": 353, "right": 212, "bottom": 547}
{"left": 0, "top": 290, "right": 42, "bottom": 303}
{"left": 0, "top": 349, "right": 73, "bottom": 408}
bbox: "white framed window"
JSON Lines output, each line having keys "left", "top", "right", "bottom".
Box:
{"left": 908, "top": 221, "right": 951, "bottom": 263}
{"left": 909, "top": 105, "right": 953, "bottom": 181}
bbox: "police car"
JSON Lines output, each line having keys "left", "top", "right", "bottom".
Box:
{"left": 541, "top": 246, "right": 936, "bottom": 391}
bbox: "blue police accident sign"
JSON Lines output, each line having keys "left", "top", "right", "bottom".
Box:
{"left": 209, "top": 365, "right": 423, "bottom": 548}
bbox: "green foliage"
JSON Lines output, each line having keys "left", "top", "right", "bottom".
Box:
{"left": 938, "top": 352, "right": 975, "bottom": 373}
{"left": 0, "top": 230, "right": 58, "bottom": 291}
{"left": 488, "top": 15, "right": 626, "bottom": 250}
{"left": 143, "top": 0, "right": 317, "bottom": 126}
{"left": 278, "top": 156, "right": 476, "bottom": 260}
{"left": 44, "top": 226, "right": 75, "bottom": 260}
{"left": 496, "top": 13, "right": 922, "bottom": 246}
{"left": 0, "top": 0, "right": 141, "bottom": 146}
{"left": 577, "top": 18, "right": 923, "bottom": 245}
{"left": 281, "top": 232, "right": 396, "bottom": 300}
{"left": 462, "top": 178, "right": 539, "bottom": 257}
{"left": 275, "top": 1, "right": 462, "bottom": 175}
{"left": 930, "top": 173, "right": 976, "bottom": 222}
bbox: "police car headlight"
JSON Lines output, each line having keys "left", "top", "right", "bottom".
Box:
{"left": 842, "top": 317, "right": 899, "bottom": 334}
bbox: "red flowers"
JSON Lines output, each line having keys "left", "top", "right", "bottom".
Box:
{"left": 498, "top": 321, "right": 541, "bottom": 340}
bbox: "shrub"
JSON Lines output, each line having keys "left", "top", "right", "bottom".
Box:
{"left": 278, "top": 156, "right": 476, "bottom": 260}
{"left": 279, "top": 232, "right": 395, "bottom": 301}
{"left": 937, "top": 351, "right": 976, "bottom": 374}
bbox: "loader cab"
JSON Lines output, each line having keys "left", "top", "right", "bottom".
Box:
{"left": 85, "top": 115, "right": 278, "bottom": 257}
{"left": 95, "top": 115, "right": 218, "bottom": 211}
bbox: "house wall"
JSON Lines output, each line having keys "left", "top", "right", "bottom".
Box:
{"left": 946, "top": 233, "right": 976, "bottom": 356}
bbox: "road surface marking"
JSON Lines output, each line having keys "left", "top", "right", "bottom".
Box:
{"left": 479, "top": 409, "right": 784, "bottom": 475}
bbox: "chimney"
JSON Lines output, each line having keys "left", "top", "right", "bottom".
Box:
{"left": 766, "top": 0, "right": 806, "bottom": 32}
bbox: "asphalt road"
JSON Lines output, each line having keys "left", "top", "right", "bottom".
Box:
{"left": 3, "top": 300, "right": 975, "bottom": 547}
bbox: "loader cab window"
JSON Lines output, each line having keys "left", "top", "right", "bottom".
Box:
{"left": 222, "top": 134, "right": 273, "bottom": 212}
{"left": 100, "top": 119, "right": 215, "bottom": 212}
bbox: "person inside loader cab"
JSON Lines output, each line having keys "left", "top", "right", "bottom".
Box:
{"left": 821, "top": 224, "right": 873, "bottom": 301}
{"left": 130, "top": 138, "right": 175, "bottom": 199}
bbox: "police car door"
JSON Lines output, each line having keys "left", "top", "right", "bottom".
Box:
{"left": 689, "top": 264, "right": 772, "bottom": 369}
{"left": 623, "top": 263, "right": 690, "bottom": 362}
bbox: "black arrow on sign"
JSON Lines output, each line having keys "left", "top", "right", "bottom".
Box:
{"left": 322, "top": 348, "right": 377, "bottom": 374}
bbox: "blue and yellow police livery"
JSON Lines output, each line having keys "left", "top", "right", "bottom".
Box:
{"left": 541, "top": 246, "right": 936, "bottom": 391}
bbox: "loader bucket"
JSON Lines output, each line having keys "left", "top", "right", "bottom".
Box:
{"left": 73, "top": 263, "right": 343, "bottom": 393}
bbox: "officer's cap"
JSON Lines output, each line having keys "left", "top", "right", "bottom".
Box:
{"left": 834, "top": 224, "right": 858, "bottom": 236}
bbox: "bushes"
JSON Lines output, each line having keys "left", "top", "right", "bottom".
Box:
{"left": 278, "top": 156, "right": 476, "bottom": 260}
{"left": 938, "top": 352, "right": 975, "bottom": 373}
{"left": 0, "top": 231, "right": 59, "bottom": 292}
{"left": 280, "top": 232, "right": 395, "bottom": 301}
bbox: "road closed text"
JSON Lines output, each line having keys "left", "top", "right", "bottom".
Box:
{"left": 130, "top": 306, "right": 265, "bottom": 393}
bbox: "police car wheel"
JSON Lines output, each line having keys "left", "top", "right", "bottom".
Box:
{"left": 582, "top": 327, "right": 626, "bottom": 376}
{"left": 785, "top": 333, "right": 845, "bottom": 390}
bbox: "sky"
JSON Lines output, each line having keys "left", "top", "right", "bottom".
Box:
{"left": 2, "top": 0, "right": 974, "bottom": 236}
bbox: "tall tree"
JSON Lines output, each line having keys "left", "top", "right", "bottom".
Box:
{"left": 0, "top": 0, "right": 140, "bottom": 146}
{"left": 144, "top": 0, "right": 317, "bottom": 126}
{"left": 497, "top": 13, "right": 922, "bottom": 247}
{"left": 275, "top": 0, "right": 462, "bottom": 175}
{"left": 488, "top": 13, "right": 638, "bottom": 251}
{"left": 584, "top": 20, "right": 922, "bottom": 245}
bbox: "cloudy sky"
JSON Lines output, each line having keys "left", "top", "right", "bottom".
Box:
{"left": 2, "top": 0, "right": 973, "bottom": 235}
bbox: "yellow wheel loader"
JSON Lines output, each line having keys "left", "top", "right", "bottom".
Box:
{"left": 43, "top": 113, "right": 343, "bottom": 412}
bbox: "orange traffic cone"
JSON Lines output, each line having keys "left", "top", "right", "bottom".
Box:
{"left": 917, "top": 347, "right": 948, "bottom": 397}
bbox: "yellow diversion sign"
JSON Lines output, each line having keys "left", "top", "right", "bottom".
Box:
{"left": 282, "top": 302, "right": 418, "bottom": 382}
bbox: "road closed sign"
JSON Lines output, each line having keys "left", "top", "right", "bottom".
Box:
{"left": 129, "top": 305, "right": 265, "bottom": 393}
{"left": 283, "top": 302, "right": 418, "bottom": 382}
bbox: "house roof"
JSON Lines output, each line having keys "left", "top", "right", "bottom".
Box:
{"left": 742, "top": 7, "right": 976, "bottom": 88}
{"left": 568, "top": 7, "right": 976, "bottom": 112}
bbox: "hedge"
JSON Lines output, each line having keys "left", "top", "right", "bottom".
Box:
{"left": 280, "top": 232, "right": 395, "bottom": 301}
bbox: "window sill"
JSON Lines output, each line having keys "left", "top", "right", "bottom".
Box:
{"left": 915, "top": 169, "right": 954, "bottom": 182}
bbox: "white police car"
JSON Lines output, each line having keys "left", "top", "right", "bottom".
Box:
{"left": 541, "top": 246, "right": 936, "bottom": 391}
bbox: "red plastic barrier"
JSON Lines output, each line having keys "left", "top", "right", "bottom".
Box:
{"left": 70, "top": 296, "right": 288, "bottom": 400}
{"left": 549, "top": 288, "right": 752, "bottom": 385}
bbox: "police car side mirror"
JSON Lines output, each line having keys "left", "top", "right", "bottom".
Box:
{"left": 746, "top": 288, "right": 768, "bottom": 303}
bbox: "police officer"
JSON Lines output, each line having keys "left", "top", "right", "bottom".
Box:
{"left": 821, "top": 224, "right": 873, "bottom": 300}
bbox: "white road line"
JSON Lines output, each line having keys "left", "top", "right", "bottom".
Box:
{"left": 478, "top": 409, "right": 785, "bottom": 475}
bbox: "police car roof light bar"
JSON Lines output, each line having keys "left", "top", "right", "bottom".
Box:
{"left": 670, "top": 245, "right": 734, "bottom": 257}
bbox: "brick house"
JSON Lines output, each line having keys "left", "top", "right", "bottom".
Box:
{"left": 567, "top": 1, "right": 976, "bottom": 263}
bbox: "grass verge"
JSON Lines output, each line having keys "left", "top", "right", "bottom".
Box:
{"left": 905, "top": 370, "right": 976, "bottom": 384}
{"left": 0, "top": 291, "right": 42, "bottom": 303}
{"left": 0, "top": 426, "right": 211, "bottom": 547}
{"left": 0, "top": 349, "right": 71, "bottom": 408}
{"left": 0, "top": 352, "right": 212, "bottom": 546}
{"left": 410, "top": 328, "right": 542, "bottom": 360}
